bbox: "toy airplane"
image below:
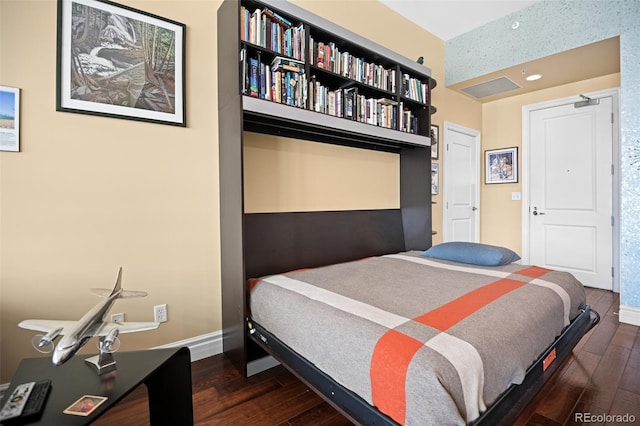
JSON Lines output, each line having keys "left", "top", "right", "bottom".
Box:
{"left": 18, "top": 268, "right": 159, "bottom": 369}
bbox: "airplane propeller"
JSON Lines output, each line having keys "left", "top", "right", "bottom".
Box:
{"left": 98, "top": 328, "right": 121, "bottom": 353}
{"left": 101, "top": 336, "right": 121, "bottom": 353}
{"left": 32, "top": 334, "right": 55, "bottom": 353}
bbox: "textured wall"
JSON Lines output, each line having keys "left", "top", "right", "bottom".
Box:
{"left": 446, "top": 0, "right": 640, "bottom": 311}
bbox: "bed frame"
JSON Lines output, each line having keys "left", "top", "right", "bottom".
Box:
{"left": 238, "top": 210, "right": 599, "bottom": 425}
{"left": 248, "top": 307, "right": 598, "bottom": 425}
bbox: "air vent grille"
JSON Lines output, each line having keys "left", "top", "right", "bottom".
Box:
{"left": 461, "top": 77, "right": 521, "bottom": 98}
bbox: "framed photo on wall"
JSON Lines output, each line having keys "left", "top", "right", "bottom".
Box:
{"left": 485, "top": 147, "right": 518, "bottom": 184}
{"left": 430, "top": 124, "right": 439, "bottom": 159}
{"left": 56, "top": 0, "right": 186, "bottom": 126}
{"left": 431, "top": 163, "right": 439, "bottom": 195}
{"left": 0, "top": 86, "right": 20, "bottom": 152}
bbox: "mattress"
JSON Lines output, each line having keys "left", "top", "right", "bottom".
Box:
{"left": 249, "top": 251, "right": 587, "bottom": 425}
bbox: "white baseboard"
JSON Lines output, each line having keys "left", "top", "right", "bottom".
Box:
{"left": 619, "top": 304, "right": 640, "bottom": 326}
{"left": 152, "top": 330, "right": 223, "bottom": 362}
{"left": 154, "top": 331, "right": 280, "bottom": 375}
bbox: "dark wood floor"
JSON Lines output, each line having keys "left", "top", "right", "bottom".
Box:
{"left": 94, "top": 288, "right": 639, "bottom": 425}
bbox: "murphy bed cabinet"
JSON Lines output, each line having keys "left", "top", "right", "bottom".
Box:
{"left": 218, "top": 0, "right": 437, "bottom": 375}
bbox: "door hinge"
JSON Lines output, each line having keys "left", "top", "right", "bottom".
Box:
{"left": 611, "top": 164, "right": 615, "bottom": 175}
{"left": 611, "top": 112, "right": 614, "bottom": 124}
{"left": 611, "top": 267, "right": 615, "bottom": 278}
{"left": 611, "top": 215, "right": 615, "bottom": 226}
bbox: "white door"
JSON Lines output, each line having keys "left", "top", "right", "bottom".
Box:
{"left": 527, "top": 95, "right": 613, "bottom": 290}
{"left": 443, "top": 122, "right": 480, "bottom": 242}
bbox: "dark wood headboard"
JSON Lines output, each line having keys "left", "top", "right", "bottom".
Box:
{"left": 244, "top": 209, "right": 406, "bottom": 279}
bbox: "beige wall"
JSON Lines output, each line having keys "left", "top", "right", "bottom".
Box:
{"left": 0, "top": 0, "right": 480, "bottom": 382}
{"left": 0, "top": 0, "right": 221, "bottom": 382}
{"left": 481, "top": 73, "right": 620, "bottom": 253}
{"left": 244, "top": 134, "right": 400, "bottom": 213}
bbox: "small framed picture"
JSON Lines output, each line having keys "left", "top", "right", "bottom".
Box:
{"left": 0, "top": 86, "right": 20, "bottom": 152}
{"left": 485, "top": 147, "right": 518, "bottom": 184}
{"left": 56, "top": 0, "right": 186, "bottom": 126}
{"left": 63, "top": 395, "right": 108, "bottom": 416}
{"left": 430, "top": 124, "right": 439, "bottom": 159}
{"left": 431, "top": 163, "right": 439, "bottom": 195}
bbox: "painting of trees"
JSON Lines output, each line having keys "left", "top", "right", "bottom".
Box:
{"left": 69, "top": 2, "right": 178, "bottom": 114}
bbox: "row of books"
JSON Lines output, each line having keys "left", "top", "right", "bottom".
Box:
{"left": 402, "top": 73, "right": 429, "bottom": 104}
{"left": 242, "top": 50, "right": 308, "bottom": 108}
{"left": 241, "top": 6, "right": 305, "bottom": 61}
{"left": 309, "top": 38, "right": 397, "bottom": 93}
{"left": 241, "top": 51, "right": 420, "bottom": 133}
{"left": 240, "top": 8, "right": 429, "bottom": 105}
{"left": 309, "top": 81, "right": 419, "bottom": 134}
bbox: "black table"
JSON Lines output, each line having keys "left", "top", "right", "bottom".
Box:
{"left": 1, "top": 347, "right": 193, "bottom": 425}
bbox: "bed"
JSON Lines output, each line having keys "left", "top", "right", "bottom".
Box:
{"left": 244, "top": 233, "right": 598, "bottom": 425}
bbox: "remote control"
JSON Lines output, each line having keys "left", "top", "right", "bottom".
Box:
{"left": 0, "top": 380, "right": 51, "bottom": 422}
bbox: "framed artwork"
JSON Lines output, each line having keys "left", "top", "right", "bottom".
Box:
{"left": 485, "top": 147, "right": 518, "bottom": 184}
{"left": 0, "top": 86, "right": 20, "bottom": 152}
{"left": 56, "top": 0, "right": 186, "bottom": 126}
{"left": 431, "top": 163, "right": 439, "bottom": 195}
{"left": 430, "top": 124, "right": 439, "bottom": 159}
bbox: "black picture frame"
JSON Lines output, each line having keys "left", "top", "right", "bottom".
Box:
{"left": 56, "top": 0, "right": 186, "bottom": 126}
{"left": 430, "top": 124, "right": 439, "bottom": 159}
{"left": 485, "top": 147, "right": 518, "bottom": 184}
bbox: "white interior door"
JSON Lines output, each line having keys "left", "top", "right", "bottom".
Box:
{"left": 443, "top": 122, "right": 480, "bottom": 242}
{"left": 526, "top": 95, "right": 613, "bottom": 290}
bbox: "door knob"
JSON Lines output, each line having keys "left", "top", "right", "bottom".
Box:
{"left": 532, "top": 207, "right": 545, "bottom": 216}
{"left": 471, "top": 206, "right": 478, "bottom": 211}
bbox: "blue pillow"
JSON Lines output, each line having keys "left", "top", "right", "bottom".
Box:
{"left": 421, "top": 242, "right": 521, "bottom": 266}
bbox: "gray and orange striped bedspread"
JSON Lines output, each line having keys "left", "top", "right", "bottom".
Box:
{"left": 249, "top": 251, "right": 586, "bottom": 425}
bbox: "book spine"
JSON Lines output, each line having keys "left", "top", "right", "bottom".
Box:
{"left": 249, "top": 57, "right": 258, "bottom": 97}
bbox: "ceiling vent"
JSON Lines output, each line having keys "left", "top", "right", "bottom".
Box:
{"left": 460, "top": 77, "right": 521, "bottom": 99}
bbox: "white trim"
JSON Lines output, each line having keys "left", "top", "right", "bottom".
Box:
{"left": 619, "top": 305, "right": 640, "bottom": 326}
{"left": 521, "top": 88, "right": 620, "bottom": 292}
{"left": 152, "top": 330, "right": 223, "bottom": 362}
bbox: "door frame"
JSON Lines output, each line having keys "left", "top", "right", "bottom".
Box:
{"left": 521, "top": 88, "right": 620, "bottom": 292}
{"left": 442, "top": 121, "right": 481, "bottom": 243}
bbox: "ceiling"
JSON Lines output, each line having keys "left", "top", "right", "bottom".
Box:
{"left": 380, "top": 0, "right": 621, "bottom": 102}
{"left": 379, "top": 0, "right": 541, "bottom": 42}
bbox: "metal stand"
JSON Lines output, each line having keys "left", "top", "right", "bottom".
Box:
{"left": 84, "top": 338, "right": 117, "bottom": 375}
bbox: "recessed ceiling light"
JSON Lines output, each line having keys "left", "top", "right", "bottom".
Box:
{"left": 526, "top": 74, "right": 542, "bottom": 81}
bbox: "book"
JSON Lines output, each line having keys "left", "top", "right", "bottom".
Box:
{"left": 271, "top": 56, "right": 304, "bottom": 73}
{"left": 343, "top": 86, "right": 357, "bottom": 120}
{"left": 248, "top": 57, "right": 259, "bottom": 97}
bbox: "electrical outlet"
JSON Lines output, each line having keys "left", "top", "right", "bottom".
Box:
{"left": 111, "top": 312, "right": 125, "bottom": 323}
{"left": 154, "top": 304, "right": 168, "bottom": 323}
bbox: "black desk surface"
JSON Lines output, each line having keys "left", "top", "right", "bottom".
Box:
{"left": 1, "top": 347, "right": 191, "bottom": 425}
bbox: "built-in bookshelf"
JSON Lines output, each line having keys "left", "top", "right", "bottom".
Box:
{"left": 229, "top": 0, "right": 436, "bottom": 149}
{"left": 218, "top": 0, "right": 437, "bottom": 375}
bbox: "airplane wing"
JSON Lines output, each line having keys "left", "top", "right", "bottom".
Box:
{"left": 90, "top": 288, "right": 113, "bottom": 298}
{"left": 96, "top": 321, "right": 160, "bottom": 336}
{"left": 18, "top": 320, "right": 77, "bottom": 335}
